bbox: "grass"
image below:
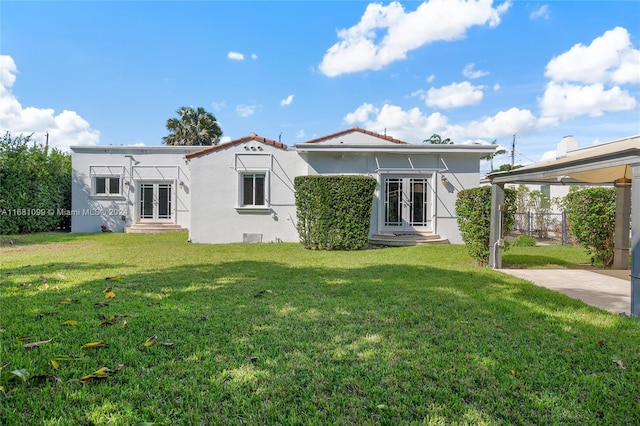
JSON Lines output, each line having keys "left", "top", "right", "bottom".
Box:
{"left": 1, "top": 233, "right": 638, "bottom": 425}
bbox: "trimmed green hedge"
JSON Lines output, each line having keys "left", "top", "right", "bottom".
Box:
{"left": 563, "top": 187, "right": 616, "bottom": 267}
{"left": 294, "top": 175, "right": 376, "bottom": 250}
{"left": 455, "top": 185, "right": 516, "bottom": 265}
{"left": 0, "top": 132, "right": 71, "bottom": 234}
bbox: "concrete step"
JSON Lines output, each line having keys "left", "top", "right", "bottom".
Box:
{"left": 125, "top": 223, "right": 187, "bottom": 234}
{"left": 369, "top": 232, "right": 449, "bottom": 246}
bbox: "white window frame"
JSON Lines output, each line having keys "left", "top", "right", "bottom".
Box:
{"left": 93, "top": 176, "right": 122, "bottom": 197}
{"left": 236, "top": 170, "right": 270, "bottom": 212}
{"left": 89, "top": 166, "right": 125, "bottom": 199}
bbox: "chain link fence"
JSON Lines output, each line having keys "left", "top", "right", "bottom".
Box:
{"left": 511, "top": 211, "right": 573, "bottom": 245}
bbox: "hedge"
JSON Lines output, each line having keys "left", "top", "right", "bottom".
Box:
{"left": 455, "top": 185, "right": 516, "bottom": 265}
{"left": 0, "top": 132, "right": 71, "bottom": 234}
{"left": 294, "top": 175, "right": 376, "bottom": 250}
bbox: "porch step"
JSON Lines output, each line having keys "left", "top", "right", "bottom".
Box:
{"left": 369, "top": 232, "right": 449, "bottom": 247}
{"left": 125, "top": 223, "right": 187, "bottom": 234}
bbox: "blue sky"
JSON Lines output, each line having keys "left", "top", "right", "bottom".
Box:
{"left": 1, "top": 1, "right": 639, "bottom": 173}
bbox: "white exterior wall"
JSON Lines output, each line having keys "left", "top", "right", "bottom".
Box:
{"left": 188, "top": 141, "right": 307, "bottom": 244}
{"left": 302, "top": 151, "right": 484, "bottom": 244}
{"left": 71, "top": 146, "right": 198, "bottom": 233}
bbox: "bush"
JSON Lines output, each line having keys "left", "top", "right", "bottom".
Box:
{"left": 0, "top": 132, "right": 72, "bottom": 234}
{"left": 455, "top": 185, "right": 516, "bottom": 265}
{"left": 511, "top": 235, "right": 537, "bottom": 247}
{"left": 294, "top": 175, "right": 376, "bottom": 250}
{"left": 563, "top": 187, "right": 615, "bottom": 267}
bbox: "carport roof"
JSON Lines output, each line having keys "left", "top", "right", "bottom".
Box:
{"left": 487, "top": 135, "right": 640, "bottom": 185}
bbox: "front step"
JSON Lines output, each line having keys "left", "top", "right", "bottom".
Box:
{"left": 369, "top": 232, "right": 449, "bottom": 247}
{"left": 125, "top": 223, "right": 187, "bottom": 234}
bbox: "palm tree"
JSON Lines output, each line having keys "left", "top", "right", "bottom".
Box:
{"left": 162, "top": 106, "right": 222, "bottom": 146}
{"left": 423, "top": 133, "right": 452, "bottom": 144}
{"left": 481, "top": 142, "right": 507, "bottom": 172}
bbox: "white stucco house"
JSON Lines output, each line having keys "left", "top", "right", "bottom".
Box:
{"left": 71, "top": 127, "right": 497, "bottom": 244}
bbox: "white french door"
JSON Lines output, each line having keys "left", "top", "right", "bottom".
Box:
{"left": 383, "top": 176, "right": 433, "bottom": 232}
{"left": 138, "top": 182, "right": 173, "bottom": 222}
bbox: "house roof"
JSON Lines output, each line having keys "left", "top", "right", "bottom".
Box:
{"left": 302, "top": 126, "right": 408, "bottom": 145}
{"left": 488, "top": 135, "right": 640, "bottom": 184}
{"left": 185, "top": 133, "right": 288, "bottom": 159}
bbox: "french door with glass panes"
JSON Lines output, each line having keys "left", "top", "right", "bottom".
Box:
{"left": 138, "top": 182, "right": 173, "bottom": 222}
{"left": 383, "top": 176, "right": 433, "bottom": 232}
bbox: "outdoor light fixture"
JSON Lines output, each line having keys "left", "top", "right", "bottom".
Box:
{"left": 179, "top": 181, "right": 185, "bottom": 189}
{"left": 124, "top": 181, "right": 130, "bottom": 188}
{"left": 440, "top": 175, "right": 449, "bottom": 185}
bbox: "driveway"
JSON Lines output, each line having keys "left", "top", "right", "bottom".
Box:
{"left": 499, "top": 269, "right": 631, "bottom": 315}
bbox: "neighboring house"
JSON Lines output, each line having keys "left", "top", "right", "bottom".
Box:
{"left": 71, "top": 127, "right": 496, "bottom": 244}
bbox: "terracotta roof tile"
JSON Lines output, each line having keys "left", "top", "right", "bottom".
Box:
{"left": 302, "top": 126, "right": 408, "bottom": 145}
{"left": 185, "top": 134, "right": 287, "bottom": 159}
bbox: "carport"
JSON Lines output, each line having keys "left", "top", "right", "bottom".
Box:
{"left": 487, "top": 135, "right": 640, "bottom": 316}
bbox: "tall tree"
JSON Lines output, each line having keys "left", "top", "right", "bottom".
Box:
{"left": 162, "top": 106, "right": 222, "bottom": 146}
{"left": 423, "top": 133, "right": 452, "bottom": 144}
{"left": 481, "top": 141, "right": 507, "bottom": 172}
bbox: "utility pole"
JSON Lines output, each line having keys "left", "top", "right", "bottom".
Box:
{"left": 511, "top": 134, "right": 516, "bottom": 168}
{"left": 45, "top": 132, "right": 49, "bottom": 154}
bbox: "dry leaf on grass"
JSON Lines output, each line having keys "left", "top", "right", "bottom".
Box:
{"left": 143, "top": 335, "right": 157, "bottom": 347}
{"left": 62, "top": 320, "right": 78, "bottom": 326}
{"left": 23, "top": 339, "right": 52, "bottom": 349}
{"left": 81, "top": 341, "right": 109, "bottom": 349}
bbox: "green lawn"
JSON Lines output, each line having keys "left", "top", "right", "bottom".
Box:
{"left": 1, "top": 233, "right": 638, "bottom": 425}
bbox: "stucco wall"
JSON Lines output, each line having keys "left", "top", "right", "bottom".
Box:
{"left": 188, "top": 141, "right": 307, "bottom": 244}
{"left": 71, "top": 147, "right": 197, "bottom": 233}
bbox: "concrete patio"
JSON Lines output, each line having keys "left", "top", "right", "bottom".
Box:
{"left": 500, "top": 269, "right": 631, "bottom": 315}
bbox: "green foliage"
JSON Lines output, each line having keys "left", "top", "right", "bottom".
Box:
{"left": 294, "top": 175, "right": 376, "bottom": 250}
{"left": 0, "top": 132, "right": 71, "bottom": 234}
{"left": 455, "top": 185, "right": 516, "bottom": 265}
{"left": 423, "top": 133, "right": 452, "bottom": 144}
{"left": 563, "top": 187, "right": 616, "bottom": 267}
{"left": 511, "top": 235, "right": 538, "bottom": 247}
{"left": 162, "top": 106, "right": 222, "bottom": 146}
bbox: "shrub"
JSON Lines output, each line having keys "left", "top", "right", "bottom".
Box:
{"left": 455, "top": 185, "right": 516, "bottom": 265}
{"left": 294, "top": 175, "right": 376, "bottom": 250}
{"left": 562, "top": 187, "right": 615, "bottom": 267}
{"left": 512, "top": 235, "right": 537, "bottom": 247}
{"left": 0, "top": 132, "right": 71, "bottom": 234}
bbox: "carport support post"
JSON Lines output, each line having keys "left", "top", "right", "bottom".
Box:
{"left": 631, "top": 166, "right": 640, "bottom": 317}
{"left": 614, "top": 179, "right": 631, "bottom": 270}
{"left": 489, "top": 183, "right": 505, "bottom": 269}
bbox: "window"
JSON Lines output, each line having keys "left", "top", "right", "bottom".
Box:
{"left": 94, "top": 176, "right": 121, "bottom": 196}
{"left": 241, "top": 173, "right": 266, "bottom": 206}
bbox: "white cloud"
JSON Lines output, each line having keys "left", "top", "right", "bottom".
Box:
{"left": 540, "top": 27, "right": 639, "bottom": 124}
{"left": 0, "top": 55, "right": 99, "bottom": 151}
{"left": 463, "top": 107, "right": 538, "bottom": 138}
{"left": 343, "top": 102, "right": 537, "bottom": 143}
{"left": 540, "top": 150, "right": 557, "bottom": 162}
{"left": 530, "top": 5, "right": 549, "bottom": 20}
{"left": 295, "top": 129, "right": 306, "bottom": 139}
{"left": 421, "top": 81, "right": 484, "bottom": 109}
{"left": 251, "top": 53, "right": 258, "bottom": 60}
{"left": 236, "top": 104, "right": 257, "bottom": 118}
{"left": 227, "top": 51, "right": 245, "bottom": 61}
{"left": 462, "top": 63, "right": 488, "bottom": 79}
{"left": 280, "top": 94, "right": 294, "bottom": 106}
{"left": 426, "top": 74, "right": 435, "bottom": 83}
{"left": 319, "top": 0, "right": 511, "bottom": 77}
{"left": 211, "top": 100, "right": 226, "bottom": 111}
{"left": 220, "top": 136, "right": 232, "bottom": 144}
{"left": 539, "top": 82, "right": 637, "bottom": 125}
{"left": 545, "top": 27, "right": 640, "bottom": 85}
{"left": 493, "top": 83, "right": 501, "bottom": 91}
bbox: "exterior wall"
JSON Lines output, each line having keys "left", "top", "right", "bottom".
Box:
{"left": 71, "top": 146, "right": 198, "bottom": 233}
{"left": 188, "top": 141, "right": 308, "bottom": 244}
{"left": 302, "top": 151, "right": 484, "bottom": 244}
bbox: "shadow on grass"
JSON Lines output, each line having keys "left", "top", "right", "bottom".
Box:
{"left": 1, "top": 257, "right": 638, "bottom": 425}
